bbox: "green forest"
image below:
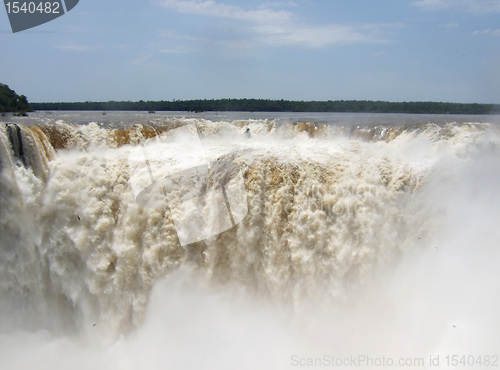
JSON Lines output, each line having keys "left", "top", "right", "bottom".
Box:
{"left": 2, "top": 81, "right": 499, "bottom": 115}
{"left": 32, "top": 99, "right": 500, "bottom": 114}
{"left": 0, "top": 84, "right": 32, "bottom": 115}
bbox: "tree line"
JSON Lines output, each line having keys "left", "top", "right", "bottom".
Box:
{"left": 31, "top": 99, "right": 500, "bottom": 114}
{"left": 0, "top": 83, "right": 32, "bottom": 115}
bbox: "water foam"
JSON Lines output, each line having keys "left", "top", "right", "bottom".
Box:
{"left": 0, "top": 116, "right": 499, "bottom": 368}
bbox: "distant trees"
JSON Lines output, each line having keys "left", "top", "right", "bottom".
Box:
{"left": 31, "top": 99, "right": 500, "bottom": 114}
{"left": 0, "top": 83, "right": 32, "bottom": 115}
{"left": 1, "top": 81, "right": 498, "bottom": 115}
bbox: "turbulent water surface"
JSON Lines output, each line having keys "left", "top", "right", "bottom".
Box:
{"left": 1, "top": 111, "right": 499, "bottom": 369}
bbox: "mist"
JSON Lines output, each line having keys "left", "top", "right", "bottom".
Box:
{"left": 0, "top": 115, "right": 499, "bottom": 369}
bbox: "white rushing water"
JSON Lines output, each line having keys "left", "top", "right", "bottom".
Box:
{"left": 0, "top": 112, "right": 499, "bottom": 369}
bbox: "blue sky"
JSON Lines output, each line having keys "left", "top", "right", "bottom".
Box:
{"left": 1, "top": 0, "right": 499, "bottom": 103}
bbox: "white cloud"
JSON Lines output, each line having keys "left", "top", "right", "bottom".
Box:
{"left": 131, "top": 53, "right": 157, "bottom": 66}
{"left": 258, "top": 1, "right": 298, "bottom": 9}
{"left": 158, "top": 0, "right": 291, "bottom": 22}
{"left": 161, "top": 30, "right": 208, "bottom": 41}
{"left": 159, "top": 47, "right": 197, "bottom": 54}
{"left": 372, "top": 50, "right": 387, "bottom": 57}
{"left": 413, "top": 0, "right": 448, "bottom": 10}
{"left": 156, "top": 0, "right": 397, "bottom": 48}
{"left": 413, "top": 0, "right": 500, "bottom": 13}
{"left": 472, "top": 29, "right": 500, "bottom": 37}
{"left": 255, "top": 23, "right": 397, "bottom": 48}
{"left": 53, "top": 44, "right": 90, "bottom": 51}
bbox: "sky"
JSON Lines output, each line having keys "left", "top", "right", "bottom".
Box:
{"left": 1, "top": 0, "right": 500, "bottom": 103}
